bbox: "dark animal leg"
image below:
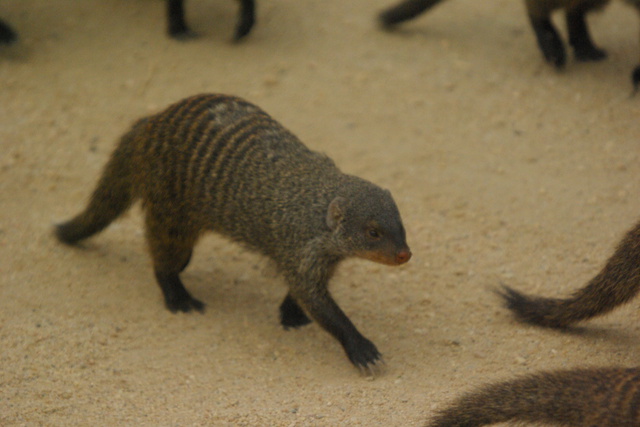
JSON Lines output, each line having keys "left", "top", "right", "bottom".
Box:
{"left": 378, "top": 0, "right": 447, "bottom": 28}
{"left": 179, "top": 250, "right": 193, "bottom": 273}
{"left": 632, "top": 65, "right": 640, "bottom": 94}
{"left": 234, "top": 0, "right": 255, "bottom": 41}
{"left": 292, "top": 283, "right": 381, "bottom": 370}
{"left": 167, "top": 0, "right": 198, "bottom": 40}
{"left": 0, "top": 18, "right": 17, "bottom": 44}
{"left": 146, "top": 210, "right": 203, "bottom": 313}
{"left": 566, "top": 7, "right": 606, "bottom": 62}
{"left": 279, "top": 293, "right": 312, "bottom": 329}
{"left": 529, "top": 15, "right": 566, "bottom": 68}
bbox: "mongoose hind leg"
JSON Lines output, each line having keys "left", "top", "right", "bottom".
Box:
{"left": 529, "top": 15, "right": 566, "bottom": 68}
{"left": 145, "top": 211, "right": 203, "bottom": 313}
{"left": 566, "top": 6, "right": 606, "bottom": 62}
{"left": 279, "top": 293, "right": 312, "bottom": 329}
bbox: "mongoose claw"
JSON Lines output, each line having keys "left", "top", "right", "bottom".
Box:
{"left": 359, "top": 356, "right": 386, "bottom": 377}
{"left": 345, "top": 337, "right": 383, "bottom": 372}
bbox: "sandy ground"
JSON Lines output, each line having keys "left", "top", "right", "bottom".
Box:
{"left": 3, "top": 0, "right": 640, "bottom": 425}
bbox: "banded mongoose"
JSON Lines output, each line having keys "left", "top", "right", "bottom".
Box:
{"left": 0, "top": 18, "right": 17, "bottom": 44}
{"left": 167, "top": 0, "right": 255, "bottom": 41}
{"left": 378, "top": 0, "right": 640, "bottom": 85}
{"left": 500, "top": 218, "right": 640, "bottom": 329}
{"left": 55, "top": 94, "right": 412, "bottom": 370}
{"left": 427, "top": 366, "right": 640, "bottom": 426}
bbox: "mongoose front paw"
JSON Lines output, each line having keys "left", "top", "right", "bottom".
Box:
{"left": 344, "top": 337, "right": 383, "bottom": 371}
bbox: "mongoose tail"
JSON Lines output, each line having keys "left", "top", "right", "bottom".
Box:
{"left": 427, "top": 367, "right": 640, "bottom": 427}
{"left": 378, "top": 0, "right": 446, "bottom": 28}
{"left": 55, "top": 94, "right": 411, "bottom": 370}
{"left": 166, "top": 0, "right": 256, "bottom": 41}
{"left": 55, "top": 120, "right": 146, "bottom": 246}
{"left": 500, "top": 219, "right": 640, "bottom": 328}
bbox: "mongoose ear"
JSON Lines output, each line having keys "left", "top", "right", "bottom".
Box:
{"left": 326, "top": 196, "right": 346, "bottom": 230}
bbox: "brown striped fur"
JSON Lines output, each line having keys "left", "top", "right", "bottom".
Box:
{"left": 427, "top": 367, "right": 640, "bottom": 426}
{"left": 379, "top": 0, "right": 640, "bottom": 78}
{"left": 500, "top": 219, "right": 640, "bottom": 329}
{"left": 55, "top": 94, "right": 411, "bottom": 370}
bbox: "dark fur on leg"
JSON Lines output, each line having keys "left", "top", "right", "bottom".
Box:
{"left": 529, "top": 15, "right": 566, "bottom": 68}
{"left": 378, "top": 0, "right": 446, "bottom": 28}
{"left": 280, "top": 293, "right": 312, "bottom": 329}
{"left": 632, "top": 65, "right": 640, "bottom": 94}
{"left": 166, "top": 0, "right": 197, "bottom": 39}
{"left": 234, "top": 0, "right": 255, "bottom": 41}
{"left": 166, "top": 0, "right": 256, "bottom": 41}
{"left": 0, "top": 18, "right": 17, "bottom": 44}
{"left": 566, "top": 6, "right": 606, "bottom": 61}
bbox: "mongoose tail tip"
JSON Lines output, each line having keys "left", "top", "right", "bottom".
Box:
{"left": 497, "top": 285, "right": 571, "bottom": 329}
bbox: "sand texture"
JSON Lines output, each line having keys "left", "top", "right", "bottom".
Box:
{"left": 2, "top": 0, "right": 640, "bottom": 425}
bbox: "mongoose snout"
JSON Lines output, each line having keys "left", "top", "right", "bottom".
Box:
{"left": 395, "top": 250, "right": 411, "bottom": 264}
{"left": 359, "top": 248, "right": 411, "bottom": 266}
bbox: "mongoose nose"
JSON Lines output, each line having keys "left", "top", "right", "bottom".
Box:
{"left": 395, "top": 250, "right": 412, "bottom": 265}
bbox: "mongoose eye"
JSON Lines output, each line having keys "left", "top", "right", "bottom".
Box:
{"left": 367, "top": 228, "right": 381, "bottom": 239}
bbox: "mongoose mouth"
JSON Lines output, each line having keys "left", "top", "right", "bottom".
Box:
{"left": 358, "top": 249, "right": 412, "bottom": 266}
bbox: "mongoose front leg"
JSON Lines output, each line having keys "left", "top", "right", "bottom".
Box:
{"left": 292, "top": 286, "right": 381, "bottom": 370}
{"left": 528, "top": 15, "right": 566, "bottom": 68}
{"left": 279, "top": 293, "right": 312, "bottom": 329}
{"left": 566, "top": 8, "right": 606, "bottom": 61}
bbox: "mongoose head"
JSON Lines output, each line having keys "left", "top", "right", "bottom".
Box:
{"left": 326, "top": 183, "right": 411, "bottom": 266}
